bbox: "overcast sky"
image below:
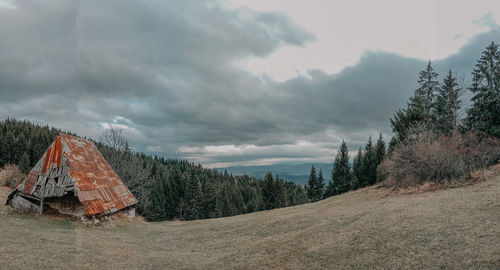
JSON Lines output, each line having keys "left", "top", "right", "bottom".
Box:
{"left": 1, "top": 0, "right": 500, "bottom": 167}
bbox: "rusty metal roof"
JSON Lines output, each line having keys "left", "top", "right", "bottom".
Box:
{"left": 17, "top": 134, "right": 137, "bottom": 216}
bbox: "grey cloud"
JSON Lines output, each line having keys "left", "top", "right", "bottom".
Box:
{"left": 168, "top": 28, "right": 500, "bottom": 165}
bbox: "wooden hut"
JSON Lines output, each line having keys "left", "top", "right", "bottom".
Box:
{"left": 6, "top": 134, "right": 137, "bottom": 221}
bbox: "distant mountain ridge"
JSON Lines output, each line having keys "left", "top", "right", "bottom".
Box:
{"left": 216, "top": 163, "right": 333, "bottom": 185}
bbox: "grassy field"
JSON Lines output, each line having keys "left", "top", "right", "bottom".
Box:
{"left": 0, "top": 169, "right": 499, "bottom": 269}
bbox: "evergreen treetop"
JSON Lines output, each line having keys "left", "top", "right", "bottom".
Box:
{"left": 374, "top": 134, "right": 386, "bottom": 182}
{"left": 391, "top": 61, "right": 440, "bottom": 141}
{"left": 465, "top": 42, "right": 500, "bottom": 137}
{"left": 317, "top": 169, "right": 325, "bottom": 199}
{"left": 434, "top": 70, "right": 461, "bottom": 135}
{"left": 413, "top": 60, "right": 440, "bottom": 116}
{"left": 306, "top": 165, "right": 323, "bottom": 201}
{"left": 327, "top": 140, "right": 351, "bottom": 197}
{"left": 351, "top": 147, "right": 363, "bottom": 190}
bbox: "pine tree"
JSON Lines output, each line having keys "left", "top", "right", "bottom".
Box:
{"left": 146, "top": 169, "right": 166, "bottom": 221}
{"left": 244, "top": 188, "right": 259, "bottom": 213}
{"left": 0, "top": 133, "right": 8, "bottom": 167}
{"left": 325, "top": 173, "right": 335, "bottom": 197}
{"left": 390, "top": 108, "right": 417, "bottom": 141}
{"left": 391, "top": 61, "right": 439, "bottom": 141}
{"left": 351, "top": 147, "right": 363, "bottom": 189}
{"left": 170, "top": 167, "right": 185, "bottom": 218}
{"left": 414, "top": 60, "right": 440, "bottom": 117}
{"left": 214, "top": 189, "right": 224, "bottom": 217}
{"left": 326, "top": 140, "right": 351, "bottom": 197}
{"left": 4, "top": 132, "right": 15, "bottom": 164}
{"left": 202, "top": 178, "right": 217, "bottom": 218}
{"left": 14, "top": 135, "right": 29, "bottom": 165}
{"left": 19, "top": 152, "right": 31, "bottom": 174}
{"left": 433, "top": 70, "right": 461, "bottom": 135}
{"left": 262, "top": 172, "right": 275, "bottom": 210}
{"left": 465, "top": 42, "right": 500, "bottom": 137}
{"left": 231, "top": 184, "right": 246, "bottom": 214}
{"left": 162, "top": 175, "right": 174, "bottom": 220}
{"left": 307, "top": 165, "right": 318, "bottom": 201}
{"left": 316, "top": 169, "right": 325, "bottom": 199}
{"left": 185, "top": 176, "right": 202, "bottom": 220}
{"left": 274, "top": 175, "right": 286, "bottom": 208}
{"left": 374, "top": 134, "right": 386, "bottom": 182}
{"left": 360, "top": 137, "right": 376, "bottom": 186}
{"left": 221, "top": 184, "right": 238, "bottom": 217}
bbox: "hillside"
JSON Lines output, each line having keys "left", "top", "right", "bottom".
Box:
{"left": 1, "top": 167, "right": 499, "bottom": 269}
{"left": 216, "top": 163, "right": 333, "bottom": 184}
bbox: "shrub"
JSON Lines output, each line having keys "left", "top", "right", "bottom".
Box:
{"left": 376, "top": 158, "right": 393, "bottom": 184}
{"left": 381, "top": 125, "right": 500, "bottom": 187}
{"left": 462, "top": 133, "right": 500, "bottom": 172}
{"left": 0, "top": 164, "right": 25, "bottom": 189}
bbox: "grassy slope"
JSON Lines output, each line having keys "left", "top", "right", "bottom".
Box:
{"left": 0, "top": 170, "right": 499, "bottom": 270}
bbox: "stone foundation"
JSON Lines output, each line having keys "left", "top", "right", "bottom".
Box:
{"left": 80, "top": 206, "right": 136, "bottom": 224}
{"left": 9, "top": 194, "right": 41, "bottom": 214}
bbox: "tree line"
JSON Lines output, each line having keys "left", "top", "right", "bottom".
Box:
{"left": 98, "top": 143, "right": 308, "bottom": 221}
{"left": 392, "top": 42, "right": 500, "bottom": 142}
{"left": 305, "top": 134, "right": 386, "bottom": 201}
{"left": 0, "top": 119, "right": 75, "bottom": 173}
{"left": 0, "top": 118, "right": 308, "bottom": 221}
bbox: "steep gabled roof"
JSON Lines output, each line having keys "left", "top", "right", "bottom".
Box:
{"left": 15, "top": 134, "right": 137, "bottom": 216}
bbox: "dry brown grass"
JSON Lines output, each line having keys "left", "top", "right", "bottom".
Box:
{"left": 383, "top": 182, "right": 444, "bottom": 197}
{"left": 0, "top": 168, "right": 499, "bottom": 269}
{"left": 382, "top": 164, "right": 500, "bottom": 197}
{"left": 0, "top": 165, "right": 24, "bottom": 188}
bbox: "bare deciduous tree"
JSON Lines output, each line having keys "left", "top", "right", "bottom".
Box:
{"left": 98, "top": 128, "right": 149, "bottom": 211}
{"left": 100, "top": 128, "right": 127, "bottom": 151}
{"left": 455, "top": 74, "right": 470, "bottom": 127}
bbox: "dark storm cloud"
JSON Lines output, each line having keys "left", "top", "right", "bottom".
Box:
{"left": 0, "top": 0, "right": 313, "bottom": 143}
{"left": 0, "top": 0, "right": 499, "bottom": 165}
